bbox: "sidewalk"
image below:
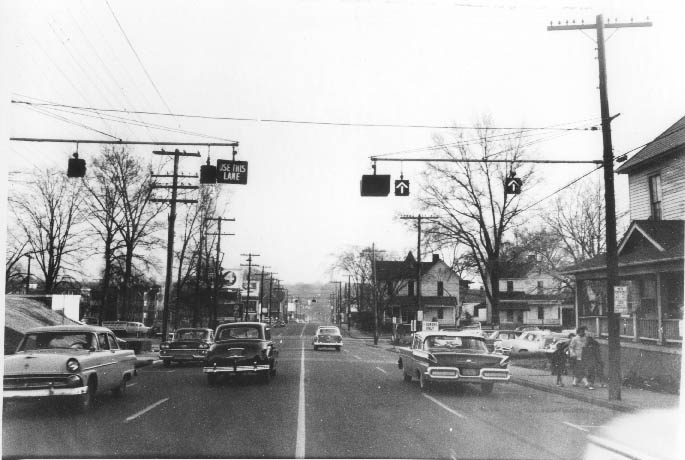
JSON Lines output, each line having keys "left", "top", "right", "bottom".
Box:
{"left": 342, "top": 325, "right": 681, "bottom": 413}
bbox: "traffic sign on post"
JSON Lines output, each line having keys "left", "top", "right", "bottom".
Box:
{"left": 395, "top": 179, "right": 410, "bottom": 196}
{"left": 217, "top": 160, "right": 248, "bottom": 184}
{"left": 360, "top": 174, "right": 391, "bottom": 196}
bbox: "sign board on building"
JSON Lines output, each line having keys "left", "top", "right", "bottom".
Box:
{"left": 423, "top": 321, "right": 439, "bottom": 331}
{"left": 216, "top": 160, "right": 248, "bottom": 184}
{"left": 222, "top": 269, "right": 243, "bottom": 289}
{"left": 614, "top": 286, "right": 629, "bottom": 315}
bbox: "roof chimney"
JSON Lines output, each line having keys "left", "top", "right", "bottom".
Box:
{"left": 432, "top": 254, "right": 440, "bottom": 263}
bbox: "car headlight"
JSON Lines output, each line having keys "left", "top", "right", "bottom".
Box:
{"left": 198, "top": 343, "right": 209, "bottom": 349}
{"left": 160, "top": 342, "right": 170, "bottom": 349}
{"left": 66, "top": 358, "right": 80, "bottom": 372}
{"left": 66, "top": 374, "right": 83, "bottom": 387}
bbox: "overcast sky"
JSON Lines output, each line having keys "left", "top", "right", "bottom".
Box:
{"left": 2, "top": 0, "right": 684, "bottom": 286}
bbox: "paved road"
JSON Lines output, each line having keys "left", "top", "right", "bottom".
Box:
{"left": 3, "top": 323, "right": 623, "bottom": 459}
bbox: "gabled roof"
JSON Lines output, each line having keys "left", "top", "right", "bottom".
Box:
{"left": 616, "top": 115, "right": 685, "bottom": 174}
{"left": 562, "top": 220, "right": 684, "bottom": 274}
{"left": 375, "top": 251, "right": 443, "bottom": 280}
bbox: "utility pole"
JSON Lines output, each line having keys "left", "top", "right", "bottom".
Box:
{"left": 259, "top": 266, "right": 270, "bottom": 322}
{"left": 267, "top": 273, "right": 278, "bottom": 323}
{"left": 347, "top": 274, "right": 352, "bottom": 333}
{"left": 206, "top": 217, "right": 235, "bottom": 327}
{"left": 241, "top": 253, "right": 260, "bottom": 321}
{"left": 330, "top": 281, "right": 342, "bottom": 327}
{"left": 401, "top": 215, "right": 438, "bottom": 331}
{"left": 549, "top": 14, "right": 652, "bottom": 401}
{"left": 151, "top": 149, "right": 200, "bottom": 341}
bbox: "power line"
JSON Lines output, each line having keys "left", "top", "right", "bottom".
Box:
{"left": 9, "top": 99, "right": 604, "bottom": 131}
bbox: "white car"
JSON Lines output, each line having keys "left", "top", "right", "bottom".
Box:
{"left": 312, "top": 326, "right": 343, "bottom": 351}
{"left": 495, "top": 330, "right": 553, "bottom": 356}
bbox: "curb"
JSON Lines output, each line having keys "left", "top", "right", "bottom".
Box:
{"left": 510, "top": 377, "right": 637, "bottom": 413}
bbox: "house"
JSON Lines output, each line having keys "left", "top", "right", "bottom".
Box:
{"left": 564, "top": 115, "right": 684, "bottom": 345}
{"left": 497, "top": 256, "right": 575, "bottom": 329}
{"left": 375, "top": 252, "right": 460, "bottom": 329}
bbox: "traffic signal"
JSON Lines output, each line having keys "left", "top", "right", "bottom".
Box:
{"left": 67, "top": 153, "right": 86, "bottom": 178}
{"left": 360, "top": 174, "right": 391, "bottom": 196}
{"left": 200, "top": 164, "right": 217, "bottom": 184}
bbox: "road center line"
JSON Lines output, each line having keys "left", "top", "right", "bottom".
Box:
{"left": 300, "top": 326, "right": 306, "bottom": 338}
{"left": 563, "top": 422, "right": 588, "bottom": 432}
{"left": 353, "top": 355, "right": 362, "bottom": 360}
{"left": 124, "top": 398, "right": 169, "bottom": 422}
{"left": 423, "top": 394, "right": 465, "bottom": 419}
{"left": 295, "top": 344, "right": 306, "bottom": 458}
{"left": 375, "top": 367, "right": 387, "bottom": 374}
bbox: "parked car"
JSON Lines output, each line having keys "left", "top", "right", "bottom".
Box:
{"left": 397, "top": 330, "right": 510, "bottom": 394}
{"left": 495, "top": 330, "right": 553, "bottom": 356}
{"left": 514, "top": 325, "right": 541, "bottom": 337}
{"left": 159, "top": 328, "right": 215, "bottom": 367}
{"left": 312, "top": 326, "right": 343, "bottom": 351}
{"left": 102, "top": 321, "right": 152, "bottom": 338}
{"left": 3, "top": 325, "right": 137, "bottom": 411}
{"left": 484, "top": 330, "right": 517, "bottom": 352}
{"left": 202, "top": 322, "right": 277, "bottom": 385}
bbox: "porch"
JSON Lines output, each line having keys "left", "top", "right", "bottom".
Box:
{"left": 579, "top": 315, "right": 682, "bottom": 344}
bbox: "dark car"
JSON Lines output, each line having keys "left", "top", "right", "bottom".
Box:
{"left": 159, "top": 328, "right": 215, "bottom": 367}
{"left": 202, "top": 322, "right": 277, "bottom": 385}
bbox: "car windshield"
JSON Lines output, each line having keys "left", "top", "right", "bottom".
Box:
{"left": 19, "top": 332, "right": 96, "bottom": 351}
{"left": 425, "top": 336, "right": 488, "bottom": 353}
{"left": 217, "top": 326, "right": 261, "bottom": 340}
{"left": 175, "top": 330, "right": 209, "bottom": 341}
{"left": 318, "top": 328, "right": 339, "bottom": 335}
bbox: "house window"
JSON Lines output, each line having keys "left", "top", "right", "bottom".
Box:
{"left": 538, "top": 307, "right": 544, "bottom": 320}
{"left": 507, "top": 281, "right": 514, "bottom": 293}
{"left": 649, "top": 174, "right": 662, "bottom": 220}
{"left": 437, "top": 281, "right": 444, "bottom": 297}
{"left": 408, "top": 280, "right": 414, "bottom": 297}
{"left": 506, "top": 310, "right": 514, "bottom": 322}
{"left": 437, "top": 308, "right": 444, "bottom": 320}
{"left": 537, "top": 281, "right": 544, "bottom": 295}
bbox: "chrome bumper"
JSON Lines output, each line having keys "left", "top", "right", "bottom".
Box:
{"left": 3, "top": 385, "right": 89, "bottom": 398}
{"left": 425, "top": 367, "right": 511, "bottom": 382}
{"left": 203, "top": 364, "right": 270, "bottom": 373}
{"left": 313, "top": 341, "right": 342, "bottom": 346}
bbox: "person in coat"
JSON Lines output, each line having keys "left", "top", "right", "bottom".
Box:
{"left": 550, "top": 339, "right": 569, "bottom": 386}
{"left": 583, "top": 336, "right": 605, "bottom": 390}
{"left": 568, "top": 326, "right": 590, "bottom": 388}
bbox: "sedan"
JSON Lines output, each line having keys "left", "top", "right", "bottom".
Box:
{"left": 159, "top": 328, "right": 215, "bottom": 366}
{"left": 203, "top": 322, "right": 277, "bottom": 385}
{"left": 3, "top": 325, "right": 136, "bottom": 412}
{"left": 496, "top": 330, "right": 553, "bottom": 356}
{"left": 312, "top": 326, "right": 343, "bottom": 351}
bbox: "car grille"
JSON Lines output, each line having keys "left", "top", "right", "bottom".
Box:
{"left": 4, "top": 374, "right": 74, "bottom": 390}
{"left": 168, "top": 349, "right": 201, "bottom": 357}
{"left": 459, "top": 368, "right": 479, "bottom": 376}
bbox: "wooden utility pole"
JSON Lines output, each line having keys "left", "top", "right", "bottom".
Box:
{"left": 206, "top": 217, "right": 235, "bottom": 327}
{"left": 401, "top": 215, "right": 437, "bottom": 331}
{"left": 151, "top": 149, "right": 200, "bottom": 341}
{"left": 549, "top": 14, "right": 652, "bottom": 401}
{"left": 241, "top": 253, "right": 260, "bottom": 321}
{"left": 258, "top": 266, "right": 270, "bottom": 322}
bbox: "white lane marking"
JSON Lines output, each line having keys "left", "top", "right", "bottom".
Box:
{"left": 295, "top": 344, "right": 306, "bottom": 458}
{"left": 343, "top": 349, "right": 350, "bottom": 353}
{"left": 300, "top": 326, "right": 306, "bottom": 338}
{"left": 127, "top": 382, "right": 138, "bottom": 388}
{"left": 166, "top": 369, "right": 176, "bottom": 373}
{"left": 353, "top": 355, "right": 362, "bottom": 360}
{"left": 563, "top": 422, "right": 604, "bottom": 432}
{"left": 125, "top": 398, "right": 169, "bottom": 422}
{"left": 423, "top": 394, "right": 465, "bottom": 419}
{"left": 375, "top": 367, "right": 387, "bottom": 374}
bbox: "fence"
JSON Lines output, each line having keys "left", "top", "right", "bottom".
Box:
{"left": 579, "top": 316, "right": 682, "bottom": 344}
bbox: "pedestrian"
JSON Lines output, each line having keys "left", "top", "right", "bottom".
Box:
{"left": 550, "top": 339, "right": 569, "bottom": 386}
{"left": 583, "top": 336, "right": 605, "bottom": 389}
{"left": 568, "top": 326, "right": 590, "bottom": 388}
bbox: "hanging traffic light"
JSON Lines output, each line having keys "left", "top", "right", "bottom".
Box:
{"left": 67, "top": 152, "right": 86, "bottom": 178}
{"left": 200, "top": 163, "right": 217, "bottom": 184}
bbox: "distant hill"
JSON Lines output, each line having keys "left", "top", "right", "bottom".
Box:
{"left": 4, "top": 295, "right": 80, "bottom": 354}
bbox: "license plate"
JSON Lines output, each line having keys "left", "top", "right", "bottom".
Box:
{"left": 461, "top": 368, "right": 478, "bottom": 376}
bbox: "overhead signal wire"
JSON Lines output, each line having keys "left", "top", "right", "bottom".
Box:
{"left": 24, "top": 104, "right": 120, "bottom": 140}
{"left": 8, "top": 100, "right": 603, "bottom": 131}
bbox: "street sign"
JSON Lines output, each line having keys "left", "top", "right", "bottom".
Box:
{"left": 505, "top": 177, "right": 522, "bottom": 195}
{"left": 395, "top": 179, "right": 410, "bottom": 196}
{"left": 423, "top": 321, "right": 439, "bottom": 331}
{"left": 360, "top": 174, "right": 391, "bottom": 196}
{"left": 615, "top": 286, "right": 628, "bottom": 315}
{"left": 217, "top": 160, "right": 248, "bottom": 184}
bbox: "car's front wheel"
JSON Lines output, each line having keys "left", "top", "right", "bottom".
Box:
{"left": 111, "top": 376, "right": 127, "bottom": 397}
{"left": 74, "top": 379, "right": 95, "bottom": 412}
{"left": 481, "top": 382, "right": 494, "bottom": 395}
{"left": 313, "top": 345, "right": 318, "bottom": 351}
{"left": 403, "top": 370, "right": 412, "bottom": 382}
{"left": 163, "top": 359, "right": 171, "bottom": 367}
{"left": 260, "top": 370, "right": 271, "bottom": 384}
{"left": 336, "top": 346, "right": 341, "bottom": 352}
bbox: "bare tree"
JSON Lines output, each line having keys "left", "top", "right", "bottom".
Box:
{"left": 108, "top": 147, "right": 165, "bottom": 319}
{"left": 418, "top": 119, "right": 535, "bottom": 324}
{"left": 9, "top": 170, "right": 87, "bottom": 293}
{"left": 5, "top": 225, "right": 29, "bottom": 290}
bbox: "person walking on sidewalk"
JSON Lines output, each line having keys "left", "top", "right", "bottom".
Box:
{"left": 550, "top": 339, "right": 569, "bottom": 386}
{"left": 568, "top": 326, "right": 591, "bottom": 389}
{"left": 583, "top": 336, "right": 605, "bottom": 389}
